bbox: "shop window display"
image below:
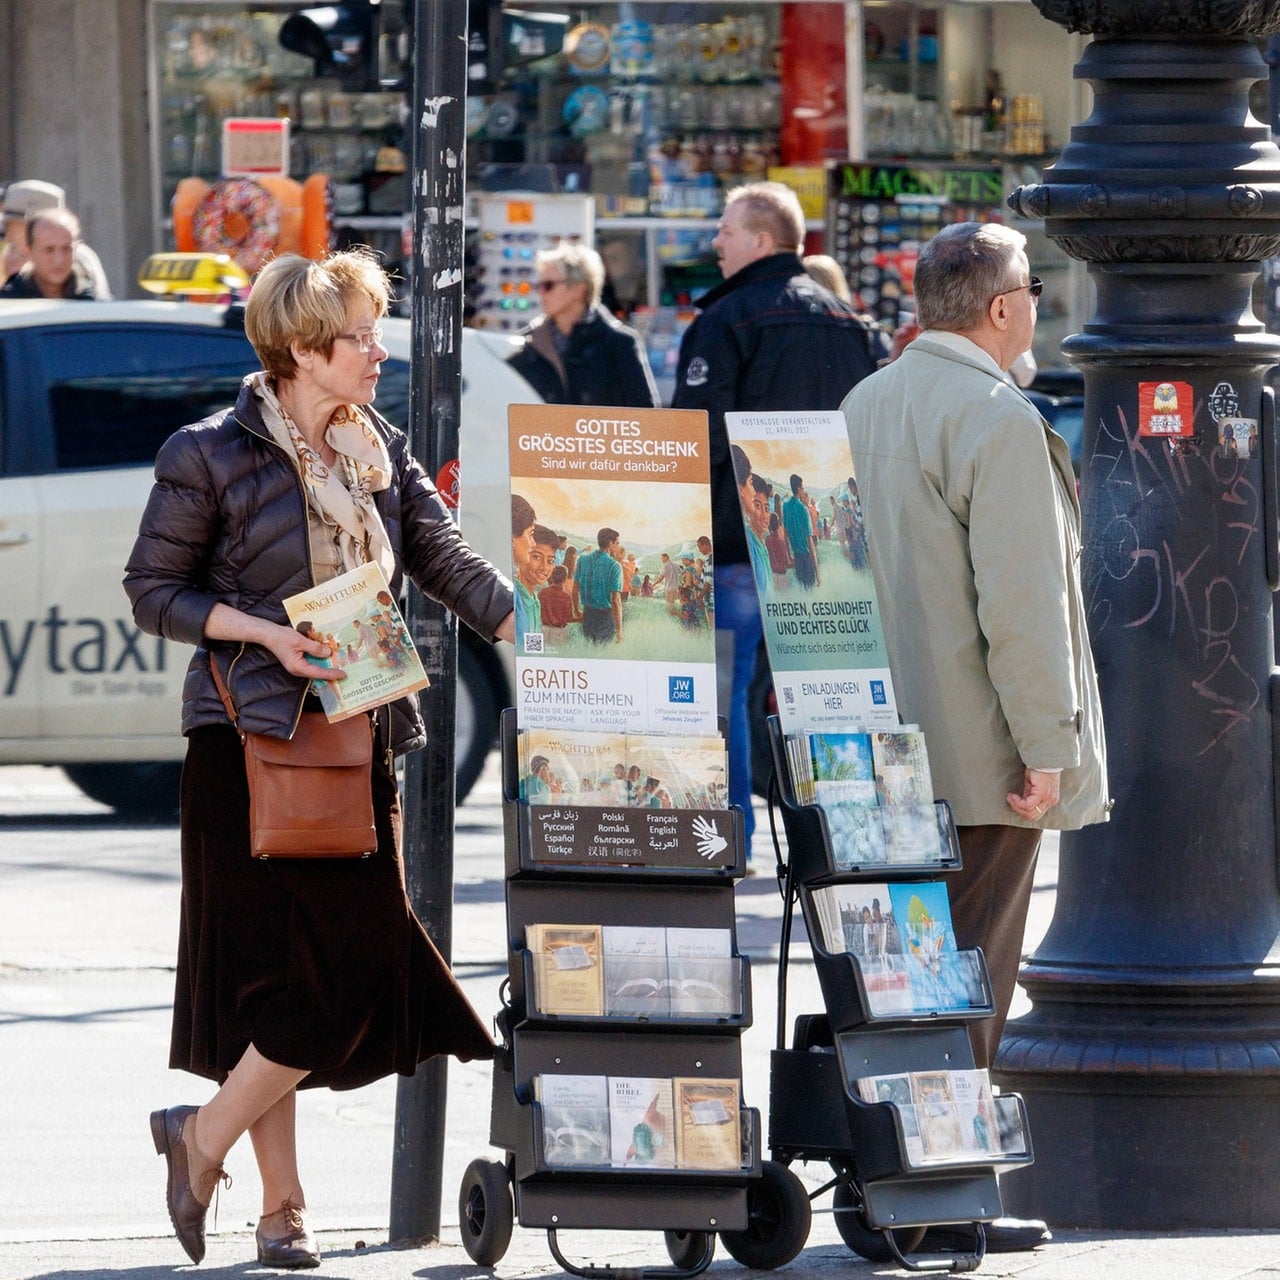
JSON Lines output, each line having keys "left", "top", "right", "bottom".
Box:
{"left": 152, "top": 2, "right": 409, "bottom": 257}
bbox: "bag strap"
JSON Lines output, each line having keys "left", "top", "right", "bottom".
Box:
{"left": 208, "top": 654, "right": 241, "bottom": 732}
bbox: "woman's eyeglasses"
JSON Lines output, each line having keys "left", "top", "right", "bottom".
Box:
{"left": 536, "top": 279, "right": 564, "bottom": 293}
{"left": 335, "top": 327, "right": 384, "bottom": 354}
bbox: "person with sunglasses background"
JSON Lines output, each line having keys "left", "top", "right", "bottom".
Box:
{"left": 508, "top": 242, "right": 659, "bottom": 409}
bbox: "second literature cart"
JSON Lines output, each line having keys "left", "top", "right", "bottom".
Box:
{"left": 763, "top": 718, "right": 1034, "bottom": 1273}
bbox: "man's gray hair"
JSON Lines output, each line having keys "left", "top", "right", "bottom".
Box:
{"left": 724, "top": 182, "right": 805, "bottom": 253}
{"left": 537, "top": 242, "right": 606, "bottom": 307}
{"left": 913, "top": 223, "right": 1027, "bottom": 332}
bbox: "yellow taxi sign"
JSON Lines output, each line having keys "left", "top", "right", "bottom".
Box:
{"left": 137, "top": 252, "right": 251, "bottom": 298}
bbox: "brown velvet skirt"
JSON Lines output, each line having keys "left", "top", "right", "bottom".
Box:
{"left": 171, "top": 721, "right": 495, "bottom": 1090}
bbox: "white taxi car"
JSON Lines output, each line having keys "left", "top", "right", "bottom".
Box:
{"left": 0, "top": 292, "right": 534, "bottom": 816}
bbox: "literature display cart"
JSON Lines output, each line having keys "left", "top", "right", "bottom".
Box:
{"left": 458, "top": 711, "right": 812, "bottom": 1275}
{"left": 763, "top": 719, "right": 1035, "bottom": 1273}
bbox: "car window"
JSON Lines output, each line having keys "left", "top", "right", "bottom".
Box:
{"left": 375, "top": 358, "right": 409, "bottom": 430}
{"left": 37, "top": 324, "right": 258, "bottom": 470}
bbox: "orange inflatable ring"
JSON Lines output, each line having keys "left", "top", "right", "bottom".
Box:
{"left": 191, "top": 179, "right": 280, "bottom": 275}
{"left": 172, "top": 176, "right": 332, "bottom": 272}
{"left": 300, "top": 173, "right": 333, "bottom": 259}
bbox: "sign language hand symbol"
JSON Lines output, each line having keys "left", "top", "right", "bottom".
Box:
{"left": 691, "top": 815, "right": 728, "bottom": 859}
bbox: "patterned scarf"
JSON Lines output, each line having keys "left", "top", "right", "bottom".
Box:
{"left": 249, "top": 372, "right": 396, "bottom": 584}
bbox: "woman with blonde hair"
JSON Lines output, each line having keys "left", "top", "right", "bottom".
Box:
{"left": 126, "top": 248, "right": 514, "bottom": 1270}
{"left": 801, "top": 252, "right": 852, "bottom": 301}
{"left": 510, "top": 242, "right": 659, "bottom": 407}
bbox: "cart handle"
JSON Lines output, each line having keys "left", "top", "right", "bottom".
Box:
{"left": 546, "top": 1229, "right": 714, "bottom": 1280}
{"left": 887, "top": 1221, "right": 987, "bottom": 1273}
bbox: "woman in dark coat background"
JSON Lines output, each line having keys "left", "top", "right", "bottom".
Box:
{"left": 125, "top": 249, "right": 514, "bottom": 1270}
{"left": 509, "top": 242, "right": 660, "bottom": 408}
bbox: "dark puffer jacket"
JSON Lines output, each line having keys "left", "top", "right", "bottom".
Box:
{"left": 508, "top": 305, "right": 660, "bottom": 408}
{"left": 124, "top": 378, "right": 513, "bottom": 755}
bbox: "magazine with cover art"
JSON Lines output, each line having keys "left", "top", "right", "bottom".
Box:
{"left": 607, "top": 1076, "right": 677, "bottom": 1168}
{"left": 809, "top": 730, "right": 876, "bottom": 797}
{"left": 818, "top": 793, "right": 888, "bottom": 869}
{"left": 854, "top": 1072, "right": 924, "bottom": 1163}
{"left": 519, "top": 728, "right": 630, "bottom": 805}
{"left": 535, "top": 1073, "right": 610, "bottom": 1167}
{"left": 886, "top": 882, "right": 986, "bottom": 1013}
{"left": 282, "top": 562, "right": 429, "bottom": 722}
{"left": 910, "top": 1070, "right": 966, "bottom": 1161}
{"left": 527, "top": 923, "right": 605, "bottom": 1016}
{"left": 950, "top": 1069, "right": 1001, "bottom": 1157}
{"left": 628, "top": 734, "right": 728, "bottom": 810}
{"left": 810, "top": 882, "right": 898, "bottom": 958}
{"left": 724, "top": 411, "right": 898, "bottom": 732}
{"left": 673, "top": 1077, "right": 742, "bottom": 1169}
{"left": 871, "top": 729, "right": 933, "bottom": 806}
{"left": 511, "top": 405, "right": 717, "bottom": 736}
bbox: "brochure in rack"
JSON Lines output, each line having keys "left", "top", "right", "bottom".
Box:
{"left": 510, "top": 404, "right": 717, "bottom": 736}
{"left": 724, "top": 410, "right": 897, "bottom": 732}
{"left": 282, "top": 561, "right": 429, "bottom": 722}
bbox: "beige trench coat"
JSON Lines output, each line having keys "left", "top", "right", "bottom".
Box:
{"left": 841, "top": 334, "right": 1109, "bottom": 830}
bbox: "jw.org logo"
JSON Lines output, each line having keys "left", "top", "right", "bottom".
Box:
{"left": 669, "top": 675, "right": 695, "bottom": 703}
{"left": 870, "top": 680, "right": 887, "bottom": 705}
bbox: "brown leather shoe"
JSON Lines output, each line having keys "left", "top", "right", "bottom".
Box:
{"left": 149, "top": 1105, "right": 230, "bottom": 1264}
{"left": 256, "top": 1199, "right": 321, "bottom": 1270}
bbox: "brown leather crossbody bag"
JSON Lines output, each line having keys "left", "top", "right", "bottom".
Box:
{"left": 211, "top": 656, "right": 377, "bottom": 859}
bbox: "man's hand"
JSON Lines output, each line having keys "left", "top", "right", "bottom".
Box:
{"left": 1007, "top": 767, "right": 1060, "bottom": 822}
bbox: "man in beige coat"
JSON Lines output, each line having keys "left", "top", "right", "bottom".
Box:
{"left": 843, "top": 221, "right": 1108, "bottom": 1246}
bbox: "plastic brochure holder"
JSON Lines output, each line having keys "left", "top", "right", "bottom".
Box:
{"left": 459, "top": 708, "right": 764, "bottom": 1277}
{"left": 763, "top": 717, "right": 1035, "bottom": 1271}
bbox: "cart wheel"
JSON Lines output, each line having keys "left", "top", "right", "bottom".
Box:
{"left": 718, "top": 1160, "right": 811, "bottom": 1270}
{"left": 458, "top": 1158, "right": 514, "bottom": 1266}
{"left": 831, "top": 1181, "right": 926, "bottom": 1262}
{"left": 664, "top": 1229, "right": 715, "bottom": 1270}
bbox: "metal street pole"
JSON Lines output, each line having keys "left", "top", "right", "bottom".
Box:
{"left": 999, "top": 0, "right": 1280, "bottom": 1227}
{"left": 389, "top": 0, "right": 469, "bottom": 1244}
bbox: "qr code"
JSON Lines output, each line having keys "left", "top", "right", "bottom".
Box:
{"left": 782, "top": 686, "right": 796, "bottom": 705}
{"left": 524, "top": 632, "right": 544, "bottom": 655}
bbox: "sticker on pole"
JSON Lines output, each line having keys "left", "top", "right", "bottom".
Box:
{"left": 435, "top": 459, "right": 460, "bottom": 509}
{"left": 1138, "top": 381, "right": 1194, "bottom": 437}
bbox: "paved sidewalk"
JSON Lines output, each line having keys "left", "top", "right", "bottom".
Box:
{"left": 2, "top": 758, "right": 1278, "bottom": 1279}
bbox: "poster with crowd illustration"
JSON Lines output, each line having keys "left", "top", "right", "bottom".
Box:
{"left": 509, "top": 403, "right": 718, "bottom": 736}
{"left": 725, "top": 410, "right": 898, "bottom": 733}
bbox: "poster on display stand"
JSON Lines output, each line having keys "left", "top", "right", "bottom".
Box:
{"left": 509, "top": 403, "right": 718, "bottom": 736}
{"left": 724, "top": 409, "right": 897, "bottom": 734}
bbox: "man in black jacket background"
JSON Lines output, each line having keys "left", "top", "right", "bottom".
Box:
{"left": 672, "top": 181, "right": 878, "bottom": 862}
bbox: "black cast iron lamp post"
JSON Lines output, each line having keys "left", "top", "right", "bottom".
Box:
{"left": 998, "top": 0, "right": 1280, "bottom": 1228}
